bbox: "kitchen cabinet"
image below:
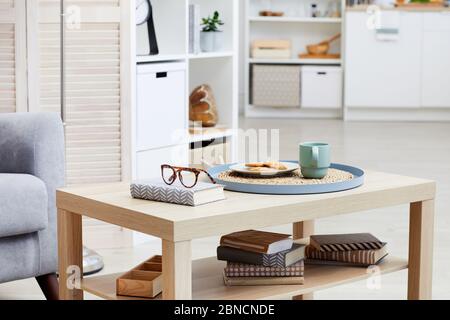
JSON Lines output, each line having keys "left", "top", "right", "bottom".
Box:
{"left": 301, "top": 66, "right": 343, "bottom": 109}
{"left": 422, "top": 12, "right": 450, "bottom": 108}
{"left": 345, "top": 11, "right": 422, "bottom": 108}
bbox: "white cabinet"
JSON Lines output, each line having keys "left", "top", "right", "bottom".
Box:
{"left": 422, "top": 12, "right": 450, "bottom": 108}
{"left": 136, "top": 62, "right": 187, "bottom": 151}
{"left": 345, "top": 11, "right": 422, "bottom": 108}
{"left": 301, "top": 66, "right": 342, "bottom": 109}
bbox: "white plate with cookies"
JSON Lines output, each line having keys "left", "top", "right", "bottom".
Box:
{"left": 230, "top": 161, "right": 299, "bottom": 177}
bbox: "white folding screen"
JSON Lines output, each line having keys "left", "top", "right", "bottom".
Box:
{"left": 0, "top": 0, "right": 27, "bottom": 113}
{"left": 26, "top": 0, "right": 129, "bottom": 185}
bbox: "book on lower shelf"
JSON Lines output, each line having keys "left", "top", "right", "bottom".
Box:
{"left": 130, "top": 180, "right": 224, "bottom": 206}
{"left": 189, "top": 4, "right": 201, "bottom": 54}
{"left": 220, "top": 230, "right": 293, "bottom": 254}
{"left": 305, "top": 244, "right": 388, "bottom": 267}
{"left": 225, "top": 260, "right": 304, "bottom": 277}
{"left": 223, "top": 273, "right": 304, "bottom": 286}
{"left": 218, "top": 230, "right": 305, "bottom": 286}
{"left": 217, "top": 243, "right": 305, "bottom": 268}
{"left": 310, "top": 233, "right": 385, "bottom": 252}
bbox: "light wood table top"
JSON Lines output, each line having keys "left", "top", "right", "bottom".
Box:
{"left": 57, "top": 170, "right": 435, "bottom": 242}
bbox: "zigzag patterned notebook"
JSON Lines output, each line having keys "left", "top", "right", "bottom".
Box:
{"left": 130, "top": 180, "right": 225, "bottom": 206}
{"left": 217, "top": 243, "right": 305, "bottom": 268}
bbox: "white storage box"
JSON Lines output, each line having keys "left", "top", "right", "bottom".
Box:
{"left": 137, "top": 62, "right": 187, "bottom": 151}
{"left": 252, "top": 65, "right": 301, "bottom": 108}
{"left": 301, "top": 66, "right": 342, "bottom": 109}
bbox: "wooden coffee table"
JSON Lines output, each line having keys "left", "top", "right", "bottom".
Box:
{"left": 56, "top": 170, "right": 436, "bottom": 300}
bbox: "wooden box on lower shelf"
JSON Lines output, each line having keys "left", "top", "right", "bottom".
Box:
{"left": 116, "top": 255, "right": 163, "bottom": 299}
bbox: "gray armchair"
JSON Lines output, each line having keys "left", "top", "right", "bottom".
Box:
{"left": 0, "top": 113, "right": 65, "bottom": 300}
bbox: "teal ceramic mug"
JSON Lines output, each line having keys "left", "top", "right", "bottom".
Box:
{"left": 299, "top": 142, "right": 331, "bottom": 179}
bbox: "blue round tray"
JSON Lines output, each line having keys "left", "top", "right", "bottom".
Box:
{"left": 208, "top": 162, "right": 365, "bottom": 195}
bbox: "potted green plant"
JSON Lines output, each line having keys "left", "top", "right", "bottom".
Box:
{"left": 200, "top": 11, "right": 224, "bottom": 52}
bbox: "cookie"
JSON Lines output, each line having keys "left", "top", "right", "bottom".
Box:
{"left": 264, "top": 161, "right": 288, "bottom": 170}
{"left": 248, "top": 167, "right": 277, "bottom": 172}
{"left": 245, "top": 162, "right": 265, "bottom": 168}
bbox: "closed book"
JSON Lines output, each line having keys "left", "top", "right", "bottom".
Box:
{"left": 223, "top": 273, "right": 304, "bottom": 286}
{"left": 224, "top": 260, "right": 304, "bottom": 278}
{"left": 188, "top": 5, "right": 194, "bottom": 53}
{"left": 305, "top": 245, "right": 388, "bottom": 266}
{"left": 217, "top": 243, "right": 305, "bottom": 268}
{"left": 188, "top": 4, "right": 201, "bottom": 54}
{"left": 305, "top": 257, "right": 387, "bottom": 268}
{"left": 130, "top": 180, "right": 224, "bottom": 206}
{"left": 310, "top": 233, "right": 385, "bottom": 252}
{"left": 220, "top": 230, "right": 293, "bottom": 254}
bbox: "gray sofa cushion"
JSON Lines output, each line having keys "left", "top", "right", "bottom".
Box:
{"left": 0, "top": 233, "right": 40, "bottom": 284}
{"left": 0, "top": 174, "right": 48, "bottom": 238}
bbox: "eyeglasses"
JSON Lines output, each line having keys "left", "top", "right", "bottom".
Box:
{"left": 161, "top": 164, "right": 216, "bottom": 189}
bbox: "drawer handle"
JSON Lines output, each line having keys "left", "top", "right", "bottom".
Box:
{"left": 156, "top": 72, "right": 168, "bottom": 78}
{"left": 317, "top": 72, "right": 327, "bottom": 75}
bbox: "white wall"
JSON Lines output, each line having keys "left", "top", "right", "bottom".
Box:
{"left": 239, "top": 0, "right": 246, "bottom": 115}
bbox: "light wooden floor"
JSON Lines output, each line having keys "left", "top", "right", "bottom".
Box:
{"left": 1, "top": 119, "right": 449, "bottom": 300}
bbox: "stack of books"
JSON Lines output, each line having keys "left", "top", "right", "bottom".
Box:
{"left": 305, "top": 233, "right": 388, "bottom": 267}
{"left": 217, "top": 230, "right": 306, "bottom": 286}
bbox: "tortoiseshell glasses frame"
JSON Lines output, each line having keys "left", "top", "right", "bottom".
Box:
{"left": 161, "top": 164, "right": 216, "bottom": 189}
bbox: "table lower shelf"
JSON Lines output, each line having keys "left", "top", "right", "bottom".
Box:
{"left": 81, "top": 256, "right": 408, "bottom": 300}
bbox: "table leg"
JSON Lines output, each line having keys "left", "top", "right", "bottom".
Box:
{"left": 293, "top": 220, "right": 315, "bottom": 241}
{"left": 293, "top": 220, "right": 315, "bottom": 301}
{"left": 408, "top": 200, "right": 434, "bottom": 300}
{"left": 57, "top": 209, "right": 84, "bottom": 300}
{"left": 162, "top": 240, "right": 192, "bottom": 300}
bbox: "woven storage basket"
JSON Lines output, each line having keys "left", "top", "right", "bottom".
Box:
{"left": 252, "top": 65, "right": 301, "bottom": 108}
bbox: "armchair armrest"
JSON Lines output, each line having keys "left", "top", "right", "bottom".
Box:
{"left": 0, "top": 113, "right": 65, "bottom": 276}
{"left": 0, "top": 113, "right": 65, "bottom": 191}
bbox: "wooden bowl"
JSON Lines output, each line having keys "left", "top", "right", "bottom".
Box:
{"left": 259, "top": 11, "right": 285, "bottom": 17}
{"left": 307, "top": 43, "right": 329, "bottom": 55}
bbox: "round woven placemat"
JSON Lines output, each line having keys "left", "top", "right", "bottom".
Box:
{"left": 217, "top": 168, "right": 354, "bottom": 186}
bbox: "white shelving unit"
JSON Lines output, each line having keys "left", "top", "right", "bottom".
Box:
{"left": 131, "top": 0, "right": 239, "bottom": 181}
{"left": 188, "top": 51, "right": 235, "bottom": 60}
{"left": 244, "top": 0, "right": 346, "bottom": 119}
{"left": 127, "top": 0, "right": 239, "bottom": 245}
{"left": 136, "top": 54, "right": 186, "bottom": 63}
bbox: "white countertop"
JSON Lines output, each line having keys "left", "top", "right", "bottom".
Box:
{"left": 347, "top": 4, "right": 450, "bottom": 12}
